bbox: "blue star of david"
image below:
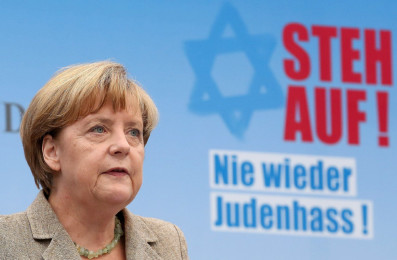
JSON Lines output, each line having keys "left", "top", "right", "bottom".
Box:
{"left": 184, "top": 3, "right": 284, "bottom": 138}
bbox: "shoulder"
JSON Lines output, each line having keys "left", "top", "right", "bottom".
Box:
{"left": 138, "top": 215, "right": 188, "bottom": 244}
{"left": 0, "top": 212, "right": 32, "bottom": 258}
{"left": 139, "top": 216, "right": 189, "bottom": 260}
{"left": 138, "top": 216, "right": 185, "bottom": 239}
{"left": 0, "top": 212, "right": 30, "bottom": 237}
{"left": 124, "top": 211, "right": 189, "bottom": 260}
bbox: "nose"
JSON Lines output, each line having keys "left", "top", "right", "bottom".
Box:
{"left": 109, "top": 130, "right": 130, "bottom": 156}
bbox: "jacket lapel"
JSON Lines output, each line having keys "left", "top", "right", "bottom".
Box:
{"left": 26, "top": 191, "right": 160, "bottom": 260}
{"left": 26, "top": 191, "right": 81, "bottom": 260}
{"left": 41, "top": 229, "right": 81, "bottom": 260}
{"left": 123, "top": 209, "right": 162, "bottom": 260}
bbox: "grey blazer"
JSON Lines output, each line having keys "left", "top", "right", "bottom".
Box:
{"left": 0, "top": 191, "right": 189, "bottom": 259}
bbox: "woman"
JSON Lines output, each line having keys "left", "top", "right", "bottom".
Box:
{"left": 0, "top": 62, "right": 189, "bottom": 259}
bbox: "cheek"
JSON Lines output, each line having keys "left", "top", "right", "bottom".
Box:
{"left": 133, "top": 160, "right": 144, "bottom": 181}
{"left": 133, "top": 148, "right": 145, "bottom": 167}
{"left": 59, "top": 145, "right": 98, "bottom": 179}
{"left": 133, "top": 173, "right": 143, "bottom": 198}
{"left": 131, "top": 151, "right": 144, "bottom": 185}
{"left": 135, "top": 174, "right": 143, "bottom": 188}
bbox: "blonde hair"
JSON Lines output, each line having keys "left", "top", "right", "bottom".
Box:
{"left": 20, "top": 61, "right": 159, "bottom": 195}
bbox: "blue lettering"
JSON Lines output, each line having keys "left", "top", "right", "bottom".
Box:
{"left": 214, "top": 154, "right": 255, "bottom": 186}
{"left": 277, "top": 205, "right": 290, "bottom": 230}
{"left": 215, "top": 155, "right": 228, "bottom": 184}
{"left": 342, "top": 209, "right": 354, "bottom": 234}
{"left": 241, "top": 162, "right": 254, "bottom": 186}
{"left": 326, "top": 208, "right": 338, "bottom": 233}
{"left": 362, "top": 205, "right": 368, "bottom": 234}
{"left": 226, "top": 202, "right": 240, "bottom": 227}
{"left": 343, "top": 168, "right": 352, "bottom": 192}
{"left": 284, "top": 158, "right": 291, "bottom": 188}
{"left": 260, "top": 205, "right": 273, "bottom": 229}
{"left": 215, "top": 196, "right": 223, "bottom": 226}
{"left": 310, "top": 160, "right": 323, "bottom": 190}
{"left": 262, "top": 163, "right": 282, "bottom": 187}
{"left": 294, "top": 164, "right": 306, "bottom": 189}
{"left": 327, "top": 167, "right": 339, "bottom": 191}
{"left": 310, "top": 207, "right": 323, "bottom": 232}
{"left": 232, "top": 156, "right": 238, "bottom": 185}
{"left": 293, "top": 201, "right": 307, "bottom": 231}
{"left": 243, "top": 199, "right": 257, "bottom": 228}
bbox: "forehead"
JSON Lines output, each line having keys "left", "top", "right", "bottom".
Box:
{"left": 85, "top": 92, "right": 141, "bottom": 115}
{"left": 93, "top": 99, "right": 141, "bottom": 117}
{"left": 74, "top": 96, "right": 143, "bottom": 127}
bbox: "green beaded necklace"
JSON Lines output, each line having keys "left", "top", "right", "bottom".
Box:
{"left": 74, "top": 216, "right": 124, "bottom": 259}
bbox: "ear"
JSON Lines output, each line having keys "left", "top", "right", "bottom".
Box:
{"left": 42, "top": 134, "right": 61, "bottom": 172}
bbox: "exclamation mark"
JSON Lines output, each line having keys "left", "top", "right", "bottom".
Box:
{"left": 362, "top": 205, "right": 368, "bottom": 235}
{"left": 377, "top": 91, "right": 389, "bottom": 147}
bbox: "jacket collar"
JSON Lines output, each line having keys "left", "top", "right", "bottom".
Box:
{"left": 26, "top": 191, "right": 161, "bottom": 260}
{"left": 26, "top": 191, "right": 80, "bottom": 259}
{"left": 122, "top": 208, "right": 161, "bottom": 259}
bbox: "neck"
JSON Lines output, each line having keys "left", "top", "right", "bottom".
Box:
{"left": 48, "top": 189, "right": 123, "bottom": 251}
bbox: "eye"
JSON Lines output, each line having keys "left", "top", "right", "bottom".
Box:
{"left": 91, "top": 126, "right": 105, "bottom": 133}
{"left": 129, "top": 129, "right": 140, "bottom": 137}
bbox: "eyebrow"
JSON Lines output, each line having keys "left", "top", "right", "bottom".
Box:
{"left": 84, "top": 117, "right": 143, "bottom": 128}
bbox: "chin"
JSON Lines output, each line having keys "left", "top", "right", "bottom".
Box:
{"left": 100, "top": 187, "right": 136, "bottom": 208}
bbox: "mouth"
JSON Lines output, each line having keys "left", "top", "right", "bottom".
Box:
{"left": 102, "top": 167, "right": 130, "bottom": 176}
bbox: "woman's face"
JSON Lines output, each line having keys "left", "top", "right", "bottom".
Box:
{"left": 46, "top": 100, "right": 145, "bottom": 208}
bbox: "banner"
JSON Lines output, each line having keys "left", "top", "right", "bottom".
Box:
{"left": 0, "top": 1, "right": 395, "bottom": 259}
